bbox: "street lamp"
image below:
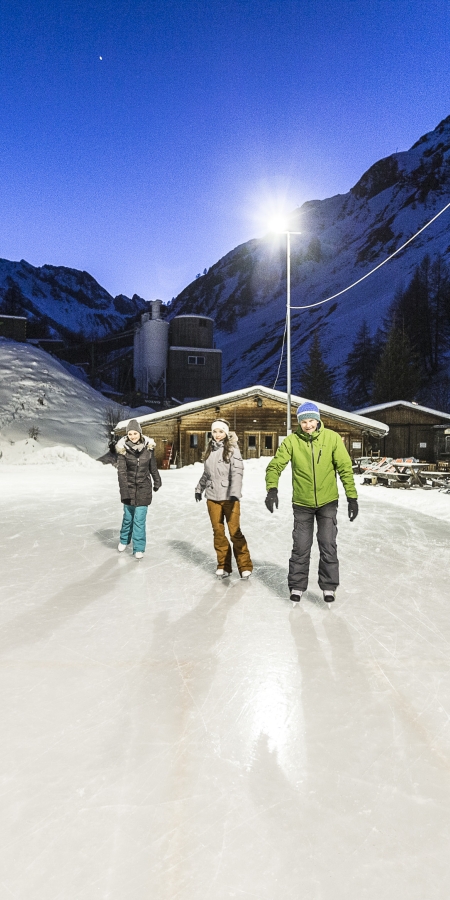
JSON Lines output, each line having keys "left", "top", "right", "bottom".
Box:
{"left": 268, "top": 223, "right": 301, "bottom": 433}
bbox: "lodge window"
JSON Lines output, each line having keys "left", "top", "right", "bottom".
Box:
{"left": 187, "top": 355, "right": 205, "bottom": 365}
{"left": 190, "top": 434, "right": 198, "bottom": 448}
{"left": 248, "top": 435, "right": 257, "bottom": 448}
{"left": 264, "top": 435, "right": 273, "bottom": 450}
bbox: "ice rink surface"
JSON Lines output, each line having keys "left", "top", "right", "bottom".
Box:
{"left": 1, "top": 457, "right": 450, "bottom": 899}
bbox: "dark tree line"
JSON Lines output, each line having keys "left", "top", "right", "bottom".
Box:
{"left": 295, "top": 253, "right": 450, "bottom": 411}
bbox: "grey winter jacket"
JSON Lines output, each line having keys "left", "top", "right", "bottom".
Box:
{"left": 116, "top": 435, "right": 162, "bottom": 506}
{"left": 195, "top": 434, "right": 244, "bottom": 501}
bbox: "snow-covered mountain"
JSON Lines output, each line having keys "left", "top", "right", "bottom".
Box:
{"left": 0, "top": 259, "right": 147, "bottom": 339}
{"left": 170, "top": 116, "right": 450, "bottom": 392}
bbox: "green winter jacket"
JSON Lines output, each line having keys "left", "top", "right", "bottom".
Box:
{"left": 265, "top": 425, "right": 357, "bottom": 507}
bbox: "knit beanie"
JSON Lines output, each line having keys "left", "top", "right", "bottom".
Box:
{"left": 296, "top": 401, "right": 321, "bottom": 423}
{"left": 127, "top": 418, "right": 143, "bottom": 434}
{"left": 211, "top": 419, "right": 230, "bottom": 436}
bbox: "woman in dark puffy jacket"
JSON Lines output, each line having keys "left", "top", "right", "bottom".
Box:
{"left": 116, "top": 419, "right": 161, "bottom": 559}
{"left": 195, "top": 418, "right": 253, "bottom": 579}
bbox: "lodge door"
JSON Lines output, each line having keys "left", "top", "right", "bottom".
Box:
{"left": 185, "top": 431, "right": 204, "bottom": 465}
{"left": 243, "top": 431, "right": 276, "bottom": 459}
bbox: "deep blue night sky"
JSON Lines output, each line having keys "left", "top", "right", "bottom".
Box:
{"left": 1, "top": 0, "right": 450, "bottom": 300}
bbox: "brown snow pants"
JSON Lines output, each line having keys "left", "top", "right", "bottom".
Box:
{"left": 207, "top": 499, "right": 253, "bottom": 575}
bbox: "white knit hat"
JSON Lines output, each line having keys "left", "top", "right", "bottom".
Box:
{"left": 211, "top": 419, "right": 230, "bottom": 436}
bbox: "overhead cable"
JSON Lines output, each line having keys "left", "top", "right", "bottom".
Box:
{"left": 272, "top": 316, "right": 287, "bottom": 389}
{"left": 290, "top": 199, "right": 450, "bottom": 310}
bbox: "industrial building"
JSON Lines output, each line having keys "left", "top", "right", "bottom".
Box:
{"left": 0, "top": 314, "right": 27, "bottom": 341}
{"left": 133, "top": 302, "right": 221, "bottom": 402}
{"left": 115, "top": 385, "right": 389, "bottom": 469}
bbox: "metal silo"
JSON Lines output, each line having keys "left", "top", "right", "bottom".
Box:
{"left": 134, "top": 301, "right": 169, "bottom": 396}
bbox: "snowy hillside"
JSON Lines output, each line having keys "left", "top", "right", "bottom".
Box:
{"left": 0, "top": 258, "right": 147, "bottom": 339}
{"left": 0, "top": 338, "right": 126, "bottom": 458}
{"left": 171, "top": 115, "right": 450, "bottom": 391}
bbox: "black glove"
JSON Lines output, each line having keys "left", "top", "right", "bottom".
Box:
{"left": 195, "top": 492, "right": 202, "bottom": 502}
{"left": 347, "top": 498, "right": 359, "bottom": 521}
{"left": 153, "top": 485, "right": 160, "bottom": 492}
{"left": 229, "top": 496, "right": 239, "bottom": 502}
{"left": 265, "top": 488, "right": 279, "bottom": 513}
{"left": 122, "top": 499, "right": 131, "bottom": 506}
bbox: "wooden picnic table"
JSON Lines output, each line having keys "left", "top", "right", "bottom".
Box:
{"left": 389, "top": 462, "right": 430, "bottom": 486}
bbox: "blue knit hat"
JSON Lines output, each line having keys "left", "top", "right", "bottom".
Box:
{"left": 296, "top": 401, "right": 320, "bottom": 422}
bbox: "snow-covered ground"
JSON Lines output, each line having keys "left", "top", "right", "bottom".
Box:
{"left": 0, "top": 339, "right": 149, "bottom": 459}
{"left": 1, "top": 452, "right": 450, "bottom": 899}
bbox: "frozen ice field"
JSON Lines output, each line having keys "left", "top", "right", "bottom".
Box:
{"left": 1, "top": 453, "right": 450, "bottom": 899}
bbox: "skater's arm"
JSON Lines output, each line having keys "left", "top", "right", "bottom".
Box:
{"left": 117, "top": 454, "right": 130, "bottom": 503}
{"left": 150, "top": 452, "right": 162, "bottom": 491}
{"left": 265, "top": 439, "right": 293, "bottom": 490}
{"left": 229, "top": 449, "right": 244, "bottom": 499}
{"left": 333, "top": 435, "right": 358, "bottom": 499}
{"left": 195, "top": 468, "right": 209, "bottom": 495}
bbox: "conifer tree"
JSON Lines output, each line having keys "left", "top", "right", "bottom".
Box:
{"left": 372, "top": 325, "right": 422, "bottom": 403}
{"left": 298, "top": 331, "right": 336, "bottom": 404}
{"left": 344, "top": 320, "right": 377, "bottom": 408}
{"left": 388, "top": 254, "right": 450, "bottom": 376}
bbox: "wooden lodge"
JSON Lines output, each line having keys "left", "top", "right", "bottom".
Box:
{"left": 115, "top": 386, "right": 389, "bottom": 469}
{"left": 356, "top": 401, "right": 450, "bottom": 464}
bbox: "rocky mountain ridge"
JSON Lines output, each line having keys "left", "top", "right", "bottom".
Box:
{"left": 0, "top": 258, "right": 147, "bottom": 340}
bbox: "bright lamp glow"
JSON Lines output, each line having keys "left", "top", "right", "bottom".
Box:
{"left": 267, "top": 215, "right": 289, "bottom": 233}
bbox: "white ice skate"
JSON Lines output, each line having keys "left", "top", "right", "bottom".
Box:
{"left": 216, "top": 569, "right": 230, "bottom": 579}
{"left": 290, "top": 590, "right": 302, "bottom": 606}
{"left": 135, "top": 552, "right": 144, "bottom": 560}
{"left": 241, "top": 571, "right": 252, "bottom": 579}
{"left": 118, "top": 543, "right": 127, "bottom": 552}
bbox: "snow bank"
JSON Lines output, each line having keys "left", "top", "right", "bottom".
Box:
{"left": 0, "top": 339, "right": 145, "bottom": 459}
{"left": 0, "top": 438, "right": 100, "bottom": 467}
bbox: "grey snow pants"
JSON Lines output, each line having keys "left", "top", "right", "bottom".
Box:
{"left": 288, "top": 501, "right": 339, "bottom": 592}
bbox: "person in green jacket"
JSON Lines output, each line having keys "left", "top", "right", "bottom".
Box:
{"left": 265, "top": 401, "right": 358, "bottom": 603}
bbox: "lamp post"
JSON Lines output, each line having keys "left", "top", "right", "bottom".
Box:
{"left": 282, "top": 230, "right": 301, "bottom": 434}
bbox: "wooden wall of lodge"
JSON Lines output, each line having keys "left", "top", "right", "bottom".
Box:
{"left": 360, "top": 406, "right": 446, "bottom": 462}
{"left": 127, "top": 397, "right": 371, "bottom": 468}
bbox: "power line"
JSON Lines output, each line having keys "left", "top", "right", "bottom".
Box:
{"left": 290, "top": 199, "right": 450, "bottom": 310}
{"left": 272, "top": 316, "right": 287, "bottom": 389}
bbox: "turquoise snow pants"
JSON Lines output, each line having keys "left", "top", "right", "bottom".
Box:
{"left": 119, "top": 504, "right": 148, "bottom": 553}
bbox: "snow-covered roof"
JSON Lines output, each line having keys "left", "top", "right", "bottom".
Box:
{"left": 116, "top": 385, "right": 389, "bottom": 436}
{"left": 356, "top": 400, "right": 450, "bottom": 421}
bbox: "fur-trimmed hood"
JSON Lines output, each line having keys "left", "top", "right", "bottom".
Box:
{"left": 116, "top": 435, "right": 156, "bottom": 455}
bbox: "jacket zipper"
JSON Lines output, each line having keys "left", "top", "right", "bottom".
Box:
{"left": 310, "top": 437, "right": 318, "bottom": 506}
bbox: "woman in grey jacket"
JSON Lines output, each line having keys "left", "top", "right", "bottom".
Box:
{"left": 195, "top": 418, "right": 253, "bottom": 579}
